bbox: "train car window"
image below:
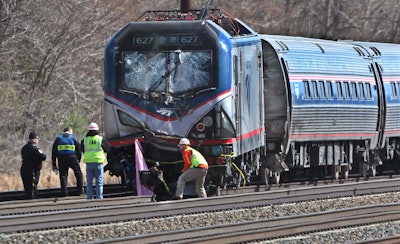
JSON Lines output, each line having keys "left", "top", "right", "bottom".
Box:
{"left": 359, "top": 83, "right": 365, "bottom": 100}
{"left": 303, "top": 80, "right": 310, "bottom": 99}
{"left": 311, "top": 80, "right": 318, "bottom": 99}
{"left": 344, "top": 82, "right": 350, "bottom": 99}
{"left": 326, "top": 81, "right": 333, "bottom": 99}
{"left": 351, "top": 82, "right": 358, "bottom": 99}
{"left": 365, "top": 83, "right": 372, "bottom": 100}
{"left": 391, "top": 82, "right": 398, "bottom": 98}
{"left": 117, "top": 110, "right": 144, "bottom": 133}
{"left": 336, "top": 81, "right": 343, "bottom": 99}
{"left": 319, "top": 80, "right": 326, "bottom": 99}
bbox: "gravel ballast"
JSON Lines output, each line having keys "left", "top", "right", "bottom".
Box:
{"left": 1, "top": 192, "right": 400, "bottom": 243}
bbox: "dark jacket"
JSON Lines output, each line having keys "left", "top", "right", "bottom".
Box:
{"left": 21, "top": 142, "right": 47, "bottom": 169}
{"left": 52, "top": 132, "right": 82, "bottom": 167}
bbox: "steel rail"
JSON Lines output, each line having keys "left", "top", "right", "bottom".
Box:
{"left": 88, "top": 203, "right": 400, "bottom": 243}
{"left": 0, "top": 195, "right": 152, "bottom": 216}
{"left": 1, "top": 174, "right": 399, "bottom": 202}
{"left": 0, "top": 184, "right": 134, "bottom": 202}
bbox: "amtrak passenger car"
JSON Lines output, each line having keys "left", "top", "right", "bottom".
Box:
{"left": 261, "top": 35, "right": 400, "bottom": 182}
{"left": 103, "top": 9, "right": 265, "bottom": 189}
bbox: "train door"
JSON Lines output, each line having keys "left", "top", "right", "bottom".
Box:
{"left": 261, "top": 40, "right": 289, "bottom": 152}
{"left": 261, "top": 39, "right": 290, "bottom": 183}
{"left": 371, "top": 63, "right": 386, "bottom": 148}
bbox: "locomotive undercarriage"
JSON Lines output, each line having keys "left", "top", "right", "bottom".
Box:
{"left": 104, "top": 141, "right": 267, "bottom": 197}
{"left": 104, "top": 137, "right": 400, "bottom": 196}
{"left": 264, "top": 139, "right": 400, "bottom": 184}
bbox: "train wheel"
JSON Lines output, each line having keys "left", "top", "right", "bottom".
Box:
{"left": 334, "top": 165, "right": 340, "bottom": 180}
{"left": 271, "top": 171, "right": 280, "bottom": 184}
{"left": 362, "top": 163, "right": 368, "bottom": 178}
{"left": 341, "top": 165, "right": 349, "bottom": 179}
{"left": 218, "top": 176, "right": 227, "bottom": 195}
{"left": 235, "top": 174, "right": 242, "bottom": 189}
{"left": 260, "top": 167, "right": 269, "bottom": 186}
{"left": 370, "top": 165, "right": 377, "bottom": 177}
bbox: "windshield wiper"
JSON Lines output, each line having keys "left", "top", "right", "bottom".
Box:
{"left": 147, "top": 74, "right": 166, "bottom": 93}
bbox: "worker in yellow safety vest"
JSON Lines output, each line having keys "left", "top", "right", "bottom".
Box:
{"left": 175, "top": 138, "right": 208, "bottom": 199}
{"left": 81, "top": 122, "right": 110, "bottom": 200}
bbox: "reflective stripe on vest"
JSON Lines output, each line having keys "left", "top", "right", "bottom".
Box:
{"left": 189, "top": 148, "right": 208, "bottom": 168}
{"left": 57, "top": 134, "right": 75, "bottom": 154}
{"left": 83, "top": 135, "right": 106, "bottom": 163}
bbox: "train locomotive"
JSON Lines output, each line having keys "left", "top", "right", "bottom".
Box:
{"left": 102, "top": 6, "right": 400, "bottom": 196}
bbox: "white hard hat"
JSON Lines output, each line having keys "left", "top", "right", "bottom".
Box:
{"left": 88, "top": 122, "right": 99, "bottom": 131}
{"left": 178, "top": 138, "right": 190, "bottom": 146}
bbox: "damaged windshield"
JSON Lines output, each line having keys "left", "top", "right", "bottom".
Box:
{"left": 123, "top": 50, "right": 212, "bottom": 94}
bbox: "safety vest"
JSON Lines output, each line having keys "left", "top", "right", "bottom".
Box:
{"left": 57, "top": 134, "right": 75, "bottom": 154}
{"left": 189, "top": 148, "right": 208, "bottom": 168}
{"left": 83, "top": 135, "right": 106, "bottom": 163}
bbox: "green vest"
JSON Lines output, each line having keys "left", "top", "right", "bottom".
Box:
{"left": 190, "top": 148, "right": 208, "bottom": 168}
{"left": 83, "top": 135, "right": 106, "bottom": 163}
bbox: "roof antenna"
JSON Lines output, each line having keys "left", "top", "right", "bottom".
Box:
{"left": 198, "top": 0, "right": 212, "bottom": 20}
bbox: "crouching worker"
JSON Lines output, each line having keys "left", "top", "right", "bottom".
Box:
{"left": 175, "top": 138, "right": 208, "bottom": 199}
{"left": 81, "top": 122, "right": 110, "bottom": 200}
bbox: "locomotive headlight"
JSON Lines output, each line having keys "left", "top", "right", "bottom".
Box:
{"left": 189, "top": 108, "right": 234, "bottom": 138}
{"left": 211, "top": 145, "right": 223, "bottom": 155}
{"left": 203, "top": 116, "right": 213, "bottom": 126}
{"left": 196, "top": 122, "right": 205, "bottom": 132}
{"left": 203, "top": 145, "right": 224, "bottom": 156}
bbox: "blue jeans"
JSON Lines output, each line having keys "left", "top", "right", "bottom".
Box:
{"left": 85, "top": 163, "right": 104, "bottom": 199}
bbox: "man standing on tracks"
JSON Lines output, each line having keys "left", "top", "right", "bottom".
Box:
{"left": 175, "top": 138, "right": 208, "bottom": 199}
{"left": 20, "top": 131, "right": 47, "bottom": 199}
{"left": 52, "top": 127, "right": 84, "bottom": 197}
{"left": 81, "top": 122, "right": 110, "bottom": 200}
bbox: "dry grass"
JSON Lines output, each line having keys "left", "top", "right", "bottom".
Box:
{"left": 0, "top": 161, "right": 121, "bottom": 192}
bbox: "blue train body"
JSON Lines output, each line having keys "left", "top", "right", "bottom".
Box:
{"left": 102, "top": 8, "right": 400, "bottom": 194}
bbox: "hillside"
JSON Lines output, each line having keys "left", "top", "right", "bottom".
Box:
{"left": 0, "top": 0, "right": 399, "bottom": 176}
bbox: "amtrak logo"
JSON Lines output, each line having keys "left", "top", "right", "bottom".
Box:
{"left": 157, "top": 109, "right": 175, "bottom": 117}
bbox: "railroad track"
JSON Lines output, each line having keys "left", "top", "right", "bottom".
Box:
{"left": 1, "top": 177, "right": 400, "bottom": 236}
{"left": 0, "top": 195, "right": 152, "bottom": 218}
{"left": 90, "top": 203, "right": 400, "bottom": 243}
{"left": 2, "top": 173, "right": 399, "bottom": 202}
{"left": 0, "top": 184, "right": 135, "bottom": 202}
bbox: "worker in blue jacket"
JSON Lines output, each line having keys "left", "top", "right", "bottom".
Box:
{"left": 52, "top": 127, "right": 84, "bottom": 197}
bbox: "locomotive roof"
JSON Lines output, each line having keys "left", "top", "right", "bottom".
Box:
{"left": 134, "top": 8, "right": 253, "bottom": 36}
